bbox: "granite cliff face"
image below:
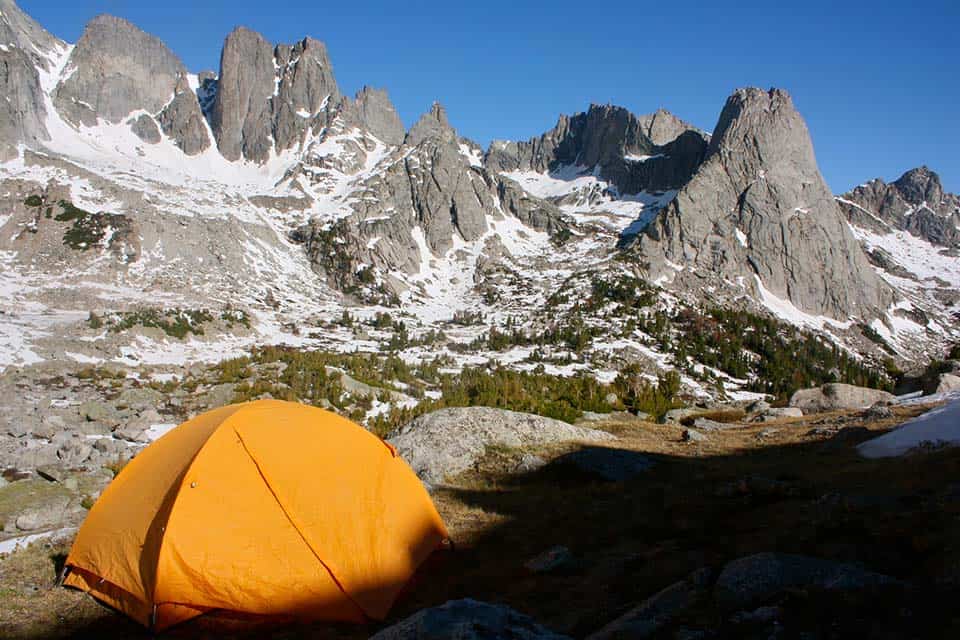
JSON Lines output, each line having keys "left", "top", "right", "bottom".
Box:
{"left": 51, "top": 14, "right": 211, "bottom": 155}
{"left": 54, "top": 15, "right": 184, "bottom": 127}
{"left": 210, "top": 28, "right": 340, "bottom": 162}
{"left": 0, "top": 0, "right": 63, "bottom": 159}
{"left": 839, "top": 167, "right": 960, "bottom": 248}
{"left": 632, "top": 88, "right": 893, "bottom": 320}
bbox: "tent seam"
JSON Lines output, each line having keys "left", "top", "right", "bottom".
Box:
{"left": 146, "top": 402, "right": 251, "bottom": 626}
{"left": 230, "top": 424, "right": 372, "bottom": 621}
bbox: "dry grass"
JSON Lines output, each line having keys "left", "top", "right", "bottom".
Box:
{"left": 2, "top": 403, "right": 959, "bottom": 638}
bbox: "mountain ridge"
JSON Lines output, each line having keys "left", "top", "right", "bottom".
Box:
{"left": 0, "top": 0, "right": 956, "bottom": 393}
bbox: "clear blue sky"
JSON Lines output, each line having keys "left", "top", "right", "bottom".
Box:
{"left": 20, "top": 0, "right": 960, "bottom": 193}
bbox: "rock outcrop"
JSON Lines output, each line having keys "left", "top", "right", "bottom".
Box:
{"left": 157, "top": 74, "right": 211, "bottom": 155}
{"left": 370, "top": 599, "right": 571, "bottom": 640}
{"left": 486, "top": 103, "right": 708, "bottom": 195}
{"left": 54, "top": 15, "right": 185, "bottom": 127}
{"left": 210, "top": 28, "right": 340, "bottom": 162}
{"left": 293, "top": 102, "right": 568, "bottom": 293}
{"left": 0, "top": 0, "right": 63, "bottom": 159}
{"left": 788, "top": 383, "right": 895, "bottom": 413}
{"left": 839, "top": 166, "right": 960, "bottom": 248}
{"left": 714, "top": 552, "right": 900, "bottom": 612}
{"left": 386, "top": 406, "right": 615, "bottom": 484}
{"left": 351, "top": 86, "right": 405, "bottom": 145}
{"left": 632, "top": 87, "right": 893, "bottom": 320}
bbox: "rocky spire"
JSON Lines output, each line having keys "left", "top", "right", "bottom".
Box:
{"left": 635, "top": 87, "right": 893, "bottom": 319}
{"left": 405, "top": 102, "right": 455, "bottom": 146}
{"left": 353, "top": 86, "right": 405, "bottom": 146}
{"left": 210, "top": 28, "right": 340, "bottom": 163}
{"left": 892, "top": 166, "right": 944, "bottom": 206}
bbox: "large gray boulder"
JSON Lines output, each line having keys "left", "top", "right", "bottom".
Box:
{"left": 714, "top": 552, "right": 900, "bottom": 611}
{"left": 369, "top": 599, "right": 570, "bottom": 640}
{"left": 386, "top": 407, "right": 615, "bottom": 485}
{"left": 789, "top": 383, "right": 895, "bottom": 413}
{"left": 54, "top": 15, "right": 186, "bottom": 126}
{"left": 633, "top": 87, "right": 893, "bottom": 320}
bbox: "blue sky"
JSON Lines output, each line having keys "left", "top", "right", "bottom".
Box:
{"left": 20, "top": 0, "right": 960, "bottom": 193}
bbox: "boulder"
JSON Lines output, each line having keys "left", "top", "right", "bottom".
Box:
{"left": 935, "top": 374, "right": 960, "bottom": 394}
{"left": 34, "top": 415, "right": 66, "bottom": 439}
{"left": 513, "top": 454, "right": 548, "bottom": 474}
{"left": 755, "top": 407, "right": 803, "bottom": 421}
{"left": 369, "top": 598, "right": 570, "bottom": 640}
{"left": 116, "top": 387, "right": 163, "bottom": 412}
{"left": 714, "top": 552, "right": 901, "bottom": 612}
{"left": 691, "top": 417, "right": 730, "bottom": 431}
{"left": 79, "top": 400, "right": 121, "bottom": 427}
{"left": 789, "top": 383, "right": 895, "bottom": 414}
{"left": 0, "top": 478, "right": 75, "bottom": 533}
{"left": 682, "top": 428, "right": 707, "bottom": 443}
{"left": 863, "top": 403, "right": 893, "bottom": 420}
{"left": 525, "top": 546, "right": 575, "bottom": 574}
{"left": 200, "top": 383, "right": 237, "bottom": 409}
{"left": 745, "top": 399, "right": 771, "bottom": 414}
{"left": 662, "top": 408, "right": 700, "bottom": 424}
{"left": 55, "top": 439, "right": 93, "bottom": 466}
{"left": 588, "top": 568, "right": 712, "bottom": 640}
{"left": 114, "top": 409, "right": 163, "bottom": 443}
{"left": 387, "top": 407, "right": 614, "bottom": 485}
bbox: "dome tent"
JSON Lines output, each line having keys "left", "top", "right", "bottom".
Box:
{"left": 63, "top": 399, "right": 449, "bottom": 630}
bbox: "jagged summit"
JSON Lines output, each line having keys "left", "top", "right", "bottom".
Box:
{"left": 486, "top": 102, "right": 708, "bottom": 196}
{"left": 405, "top": 101, "right": 455, "bottom": 146}
{"left": 352, "top": 86, "right": 405, "bottom": 146}
{"left": 892, "top": 166, "right": 945, "bottom": 205}
{"left": 839, "top": 165, "right": 960, "bottom": 248}
{"left": 634, "top": 86, "right": 894, "bottom": 320}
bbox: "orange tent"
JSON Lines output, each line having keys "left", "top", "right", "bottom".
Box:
{"left": 63, "top": 399, "right": 449, "bottom": 631}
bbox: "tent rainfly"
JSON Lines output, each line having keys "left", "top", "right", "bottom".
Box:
{"left": 63, "top": 399, "right": 449, "bottom": 631}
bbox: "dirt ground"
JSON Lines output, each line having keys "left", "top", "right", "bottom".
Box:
{"left": 2, "top": 404, "right": 959, "bottom": 639}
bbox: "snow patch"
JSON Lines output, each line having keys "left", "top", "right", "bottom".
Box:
{"left": 858, "top": 398, "right": 960, "bottom": 458}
